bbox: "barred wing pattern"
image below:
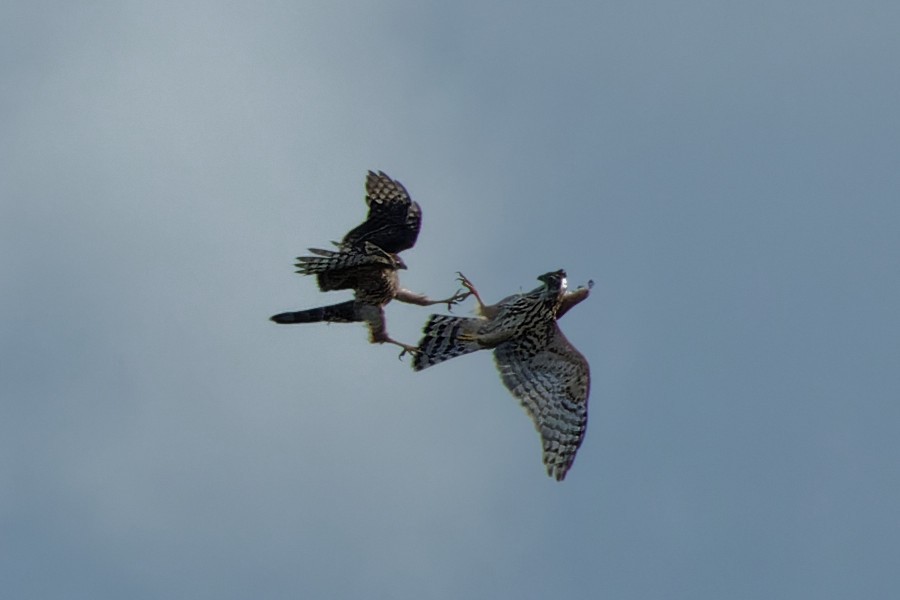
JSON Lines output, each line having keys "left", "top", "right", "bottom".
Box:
{"left": 341, "top": 171, "right": 422, "bottom": 254}
{"left": 413, "top": 270, "right": 591, "bottom": 481}
{"left": 295, "top": 242, "right": 398, "bottom": 291}
{"left": 494, "top": 325, "right": 590, "bottom": 481}
{"left": 271, "top": 172, "right": 465, "bottom": 354}
{"left": 295, "top": 242, "right": 398, "bottom": 276}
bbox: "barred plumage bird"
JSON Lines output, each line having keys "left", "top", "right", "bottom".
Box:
{"left": 270, "top": 172, "right": 468, "bottom": 354}
{"left": 412, "top": 270, "right": 592, "bottom": 481}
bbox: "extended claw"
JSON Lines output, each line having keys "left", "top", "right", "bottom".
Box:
{"left": 444, "top": 288, "right": 472, "bottom": 312}
{"left": 455, "top": 271, "right": 485, "bottom": 312}
{"left": 456, "top": 271, "right": 480, "bottom": 297}
{"left": 456, "top": 271, "right": 476, "bottom": 293}
{"left": 397, "top": 345, "right": 420, "bottom": 361}
{"left": 376, "top": 334, "right": 420, "bottom": 360}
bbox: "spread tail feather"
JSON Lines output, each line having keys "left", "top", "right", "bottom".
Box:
{"left": 412, "top": 315, "right": 484, "bottom": 371}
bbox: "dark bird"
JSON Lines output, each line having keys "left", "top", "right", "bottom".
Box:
{"left": 340, "top": 170, "right": 422, "bottom": 254}
{"left": 271, "top": 172, "right": 468, "bottom": 355}
{"left": 412, "top": 270, "right": 592, "bottom": 480}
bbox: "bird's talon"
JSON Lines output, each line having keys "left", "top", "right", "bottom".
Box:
{"left": 444, "top": 288, "right": 472, "bottom": 312}
{"left": 397, "top": 346, "right": 420, "bottom": 361}
{"left": 454, "top": 272, "right": 482, "bottom": 308}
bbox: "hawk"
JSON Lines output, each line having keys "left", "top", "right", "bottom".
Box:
{"left": 412, "top": 270, "right": 592, "bottom": 481}
{"left": 270, "top": 171, "right": 468, "bottom": 354}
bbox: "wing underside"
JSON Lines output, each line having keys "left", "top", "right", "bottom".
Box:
{"left": 493, "top": 324, "right": 590, "bottom": 481}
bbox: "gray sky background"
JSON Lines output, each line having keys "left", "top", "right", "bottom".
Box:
{"left": 3, "top": 1, "right": 899, "bottom": 598}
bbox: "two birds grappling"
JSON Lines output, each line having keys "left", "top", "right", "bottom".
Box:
{"left": 270, "top": 171, "right": 592, "bottom": 481}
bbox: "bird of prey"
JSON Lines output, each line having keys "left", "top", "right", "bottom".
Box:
{"left": 270, "top": 171, "right": 468, "bottom": 355}
{"left": 412, "top": 270, "right": 592, "bottom": 481}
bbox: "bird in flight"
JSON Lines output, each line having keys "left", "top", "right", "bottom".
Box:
{"left": 270, "top": 171, "right": 469, "bottom": 355}
{"left": 412, "top": 270, "right": 592, "bottom": 480}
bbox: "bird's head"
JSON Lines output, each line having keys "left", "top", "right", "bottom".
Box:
{"left": 536, "top": 270, "right": 567, "bottom": 310}
{"left": 362, "top": 241, "right": 407, "bottom": 270}
{"left": 537, "top": 269, "right": 567, "bottom": 292}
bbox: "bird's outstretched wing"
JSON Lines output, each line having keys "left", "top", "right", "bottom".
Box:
{"left": 493, "top": 324, "right": 590, "bottom": 481}
{"left": 340, "top": 171, "right": 422, "bottom": 254}
{"left": 293, "top": 242, "right": 400, "bottom": 293}
{"left": 412, "top": 270, "right": 591, "bottom": 481}
{"left": 295, "top": 242, "right": 397, "bottom": 276}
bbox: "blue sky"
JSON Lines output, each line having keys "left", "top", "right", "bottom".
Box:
{"left": 2, "top": 1, "right": 900, "bottom": 598}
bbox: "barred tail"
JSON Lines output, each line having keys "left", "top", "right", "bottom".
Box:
{"left": 412, "top": 315, "right": 484, "bottom": 371}
{"left": 270, "top": 300, "right": 358, "bottom": 324}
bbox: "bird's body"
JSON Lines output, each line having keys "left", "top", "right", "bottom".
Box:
{"left": 270, "top": 171, "right": 467, "bottom": 353}
{"left": 413, "top": 270, "right": 592, "bottom": 480}
{"left": 298, "top": 242, "right": 404, "bottom": 298}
